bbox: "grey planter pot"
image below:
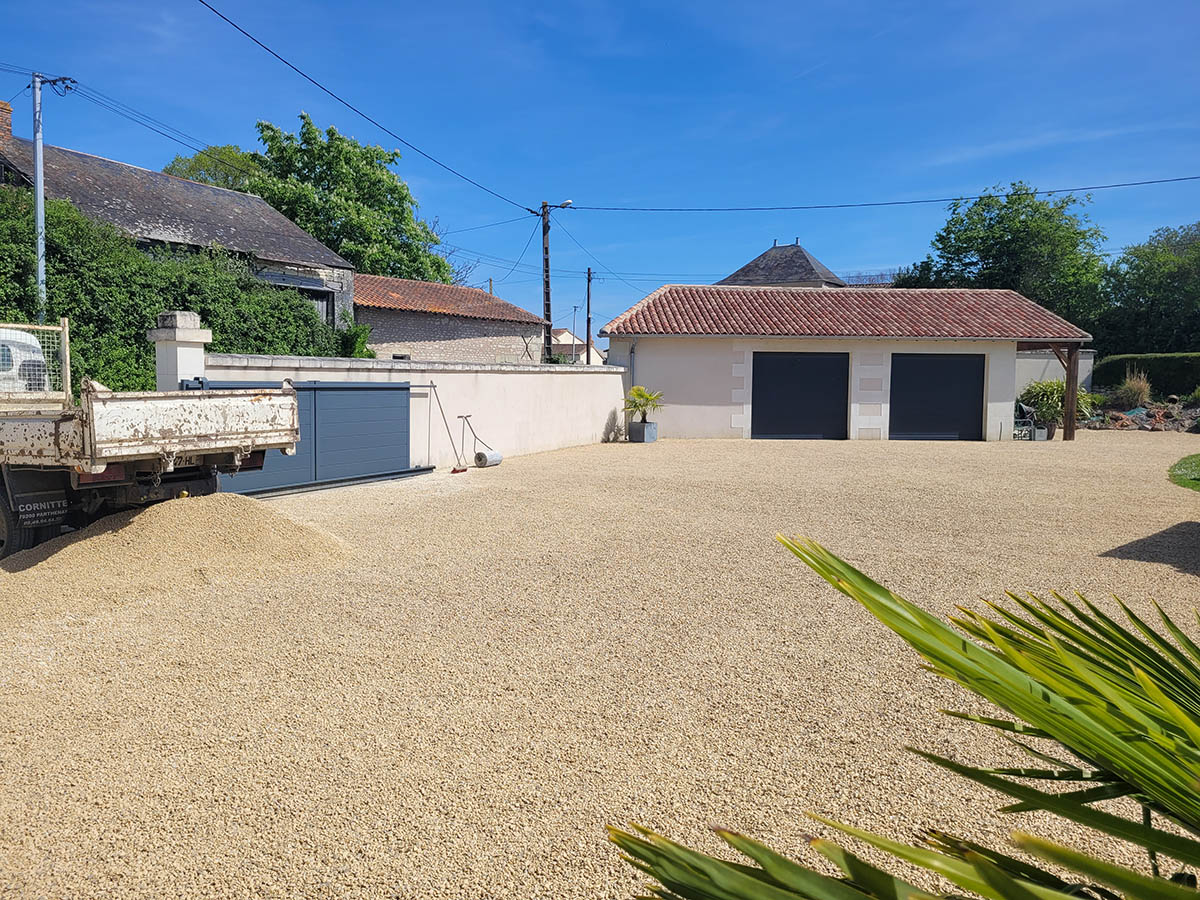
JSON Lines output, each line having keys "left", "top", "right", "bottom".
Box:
{"left": 629, "top": 421, "right": 658, "bottom": 443}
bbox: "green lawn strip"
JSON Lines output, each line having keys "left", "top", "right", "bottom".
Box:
{"left": 1168, "top": 454, "right": 1200, "bottom": 491}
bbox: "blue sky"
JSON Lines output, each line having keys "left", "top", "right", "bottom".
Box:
{"left": 4, "top": 0, "right": 1199, "bottom": 335}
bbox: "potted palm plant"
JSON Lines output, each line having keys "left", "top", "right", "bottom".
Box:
{"left": 624, "top": 386, "right": 663, "bottom": 443}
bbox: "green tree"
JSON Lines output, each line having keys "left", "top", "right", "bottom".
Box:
{"left": 162, "top": 144, "right": 262, "bottom": 192}
{"left": 249, "top": 113, "right": 454, "bottom": 282}
{"left": 1097, "top": 222, "right": 1200, "bottom": 356}
{"left": 894, "top": 182, "right": 1108, "bottom": 328}
{"left": 0, "top": 185, "right": 338, "bottom": 392}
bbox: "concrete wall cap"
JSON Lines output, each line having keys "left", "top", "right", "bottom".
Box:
{"left": 146, "top": 327, "right": 213, "bottom": 344}
{"left": 157, "top": 310, "right": 202, "bottom": 329}
{"left": 205, "top": 352, "right": 625, "bottom": 375}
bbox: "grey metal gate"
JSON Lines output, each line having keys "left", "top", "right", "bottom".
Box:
{"left": 182, "top": 379, "right": 412, "bottom": 493}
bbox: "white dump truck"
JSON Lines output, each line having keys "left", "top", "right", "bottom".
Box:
{"left": 0, "top": 319, "right": 299, "bottom": 558}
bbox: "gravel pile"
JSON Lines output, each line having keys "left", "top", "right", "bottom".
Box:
{"left": 1, "top": 493, "right": 347, "bottom": 602}
{"left": 2, "top": 432, "right": 1199, "bottom": 899}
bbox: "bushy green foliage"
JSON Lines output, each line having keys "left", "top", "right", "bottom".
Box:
{"left": 162, "top": 115, "right": 459, "bottom": 282}
{"left": 250, "top": 114, "right": 453, "bottom": 282}
{"left": 896, "top": 191, "right": 1200, "bottom": 357}
{"left": 335, "top": 311, "right": 376, "bottom": 359}
{"left": 162, "top": 144, "right": 263, "bottom": 192}
{"left": 1016, "top": 378, "right": 1097, "bottom": 424}
{"left": 613, "top": 539, "right": 1200, "bottom": 900}
{"left": 1094, "top": 352, "right": 1200, "bottom": 395}
{"left": 0, "top": 185, "right": 340, "bottom": 391}
{"left": 893, "top": 182, "right": 1108, "bottom": 327}
{"left": 1097, "top": 223, "right": 1200, "bottom": 356}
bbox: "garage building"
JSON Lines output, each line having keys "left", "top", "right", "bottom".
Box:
{"left": 601, "top": 284, "right": 1090, "bottom": 441}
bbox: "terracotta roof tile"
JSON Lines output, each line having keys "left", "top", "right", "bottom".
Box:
{"left": 599, "top": 285, "right": 1090, "bottom": 342}
{"left": 355, "top": 274, "right": 546, "bottom": 325}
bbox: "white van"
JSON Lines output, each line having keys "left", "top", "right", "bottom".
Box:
{"left": 0, "top": 329, "right": 50, "bottom": 393}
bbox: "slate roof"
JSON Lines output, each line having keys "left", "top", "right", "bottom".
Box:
{"left": 599, "top": 285, "right": 1091, "bottom": 341}
{"left": 0, "top": 137, "right": 351, "bottom": 270}
{"left": 718, "top": 243, "right": 846, "bottom": 287}
{"left": 355, "top": 274, "right": 546, "bottom": 325}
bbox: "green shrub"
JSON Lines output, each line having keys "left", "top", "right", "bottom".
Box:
{"left": 1184, "top": 385, "right": 1200, "bottom": 406}
{"left": 612, "top": 539, "right": 1200, "bottom": 900}
{"left": 623, "top": 385, "right": 664, "bottom": 423}
{"left": 1113, "top": 366, "right": 1152, "bottom": 408}
{"left": 1093, "top": 352, "right": 1200, "bottom": 394}
{"left": 0, "top": 185, "right": 346, "bottom": 391}
{"left": 1016, "top": 379, "right": 1097, "bottom": 423}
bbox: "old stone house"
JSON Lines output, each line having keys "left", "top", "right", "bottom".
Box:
{"left": 0, "top": 100, "right": 353, "bottom": 324}
{"left": 354, "top": 274, "right": 546, "bottom": 363}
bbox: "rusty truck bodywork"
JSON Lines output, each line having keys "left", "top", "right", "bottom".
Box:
{"left": 0, "top": 378, "right": 300, "bottom": 558}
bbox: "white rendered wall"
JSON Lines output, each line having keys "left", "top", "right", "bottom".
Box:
{"left": 1016, "top": 349, "right": 1095, "bottom": 393}
{"left": 203, "top": 354, "right": 625, "bottom": 468}
{"left": 607, "top": 336, "right": 1018, "bottom": 441}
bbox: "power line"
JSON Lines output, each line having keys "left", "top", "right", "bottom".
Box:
{"left": 495, "top": 218, "right": 542, "bottom": 284}
{"left": 193, "top": 0, "right": 529, "bottom": 212}
{"left": 443, "top": 214, "right": 534, "bottom": 235}
{"left": 572, "top": 175, "right": 1200, "bottom": 212}
{"left": 549, "top": 213, "right": 646, "bottom": 294}
{"left": 71, "top": 87, "right": 264, "bottom": 182}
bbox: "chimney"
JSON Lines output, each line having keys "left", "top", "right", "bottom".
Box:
{"left": 773, "top": 238, "right": 778, "bottom": 247}
{"left": 0, "top": 101, "right": 11, "bottom": 145}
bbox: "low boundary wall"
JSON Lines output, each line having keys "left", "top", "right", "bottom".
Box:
{"left": 1016, "top": 349, "right": 1095, "bottom": 393}
{"left": 203, "top": 353, "right": 625, "bottom": 469}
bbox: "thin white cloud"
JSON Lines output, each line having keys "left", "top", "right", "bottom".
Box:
{"left": 927, "top": 121, "right": 1192, "bottom": 166}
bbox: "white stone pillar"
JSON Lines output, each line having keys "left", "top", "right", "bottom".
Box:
{"left": 146, "top": 311, "right": 212, "bottom": 392}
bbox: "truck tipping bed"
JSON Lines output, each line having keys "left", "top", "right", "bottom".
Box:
{"left": 0, "top": 381, "right": 299, "bottom": 471}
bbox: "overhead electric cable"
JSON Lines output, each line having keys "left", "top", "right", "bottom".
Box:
{"left": 443, "top": 215, "right": 534, "bottom": 235}
{"left": 495, "top": 218, "right": 542, "bottom": 284}
{"left": 193, "top": 0, "right": 529, "bottom": 211}
{"left": 572, "top": 175, "right": 1200, "bottom": 212}
{"left": 549, "top": 213, "right": 645, "bottom": 294}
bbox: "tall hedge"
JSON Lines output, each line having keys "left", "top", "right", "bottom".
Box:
{"left": 1092, "top": 352, "right": 1200, "bottom": 395}
{"left": 0, "top": 185, "right": 340, "bottom": 392}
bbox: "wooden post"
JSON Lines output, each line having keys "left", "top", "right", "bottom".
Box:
{"left": 541, "top": 201, "right": 552, "bottom": 362}
{"left": 1063, "top": 343, "right": 1080, "bottom": 441}
{"left": 60, "top": 316, "right": 71, "bottom": 406}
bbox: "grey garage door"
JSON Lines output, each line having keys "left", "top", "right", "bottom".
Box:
{"left": 751, "top": 352, "right": 849, "bottom": 439}
{"left": 182, "top": 380, "right": 411, "bottom": 493}
{"left": 889, "top": 354, "right": 985, "bottom": 441}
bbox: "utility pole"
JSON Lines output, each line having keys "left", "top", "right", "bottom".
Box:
{"left": 570, "top": 304, "right": 581, "bottom": 363}
{"left": 540, "top": 201, "right": 552, "bottom": 361}
{"left": 33, "top": 74, "right": 46, "bottom": 325}
{"left": 30, "top": 72, "right": 74, "bottom": 325}
{"left": 537, "top": 199, "right": 572, "bottom": 362}
{"left": 585, "top": 267, "right": 592, "bottom": 365}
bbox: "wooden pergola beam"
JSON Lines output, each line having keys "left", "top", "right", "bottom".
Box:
{"left": 1059, "top": 343, "right": 1081, "bottom": 441}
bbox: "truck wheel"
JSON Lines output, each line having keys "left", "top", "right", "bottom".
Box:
{"left": 0, "top": 498, "right": 37, "bottom": 560}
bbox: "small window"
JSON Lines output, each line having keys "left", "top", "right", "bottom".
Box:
{"left": 0, "top": 345, "right": 11, "bottom": 372}
{"left": 392, "top": 353, "right": 411, "bottom": 361}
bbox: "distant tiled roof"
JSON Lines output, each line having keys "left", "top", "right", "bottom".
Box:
{"left": 600, "top": 285, "right": 1091, "bottom": 341}
{"left": 355, "top": 274, "right": 546, "bottom": 324}
{"left": 718, "top": 243, "right": 845, "bottom": 287}
{"left": 0, "top": 137, "right": 351, "bottom": 270}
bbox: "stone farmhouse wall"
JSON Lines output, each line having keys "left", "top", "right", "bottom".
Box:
{"left": 357, "top": 307, "right": 543, "bottom": 364}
